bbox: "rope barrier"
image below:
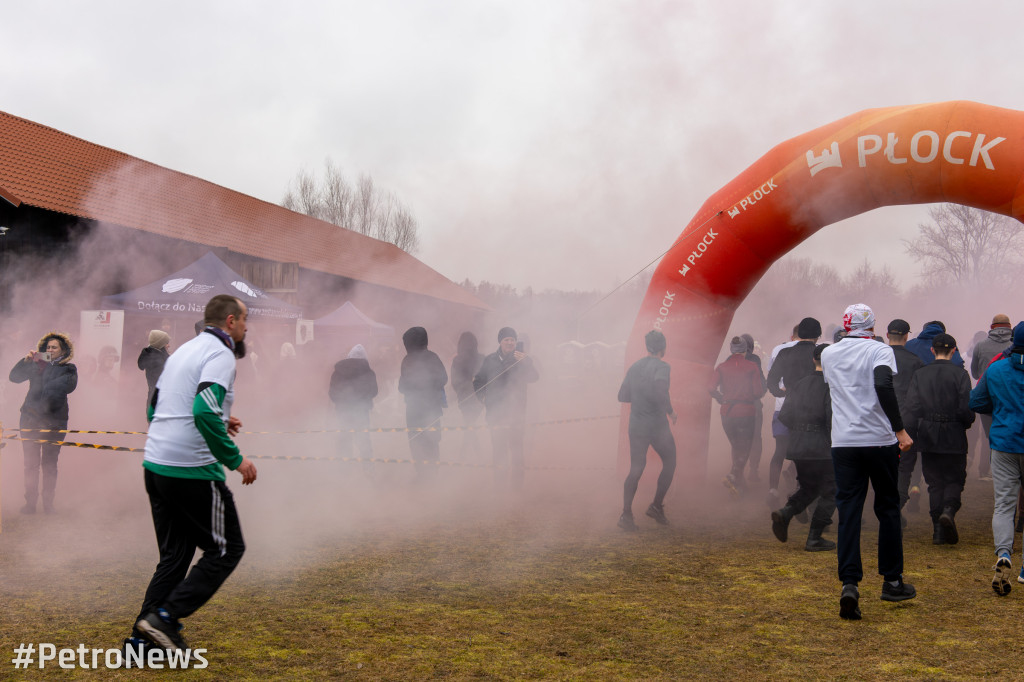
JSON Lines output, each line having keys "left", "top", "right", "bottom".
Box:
{"left": 0, "top": 435, "right": 616, "bottom": 471}
{"left": 3, "top": 414, "right": 620, "bottom": 437}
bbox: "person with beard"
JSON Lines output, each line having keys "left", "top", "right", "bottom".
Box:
{"left": 739, "top": 333, "right": 766, "bottom": 482}
{"left": 821, "top": 304, "right": 915, "bottom": 620}
{"left": 711, "top": 336, "right": 766, "bottom": 495}
{"left": 329, "top": 344, "right": 379, "bottom": 470}
{"left": 903, "top": 333, "right": 974, "bottom": 545}
{"left": 765, "top": 317, "right": 822, "bottom": 507}
{"left": 771, "top": 343, "right": 837, "bottom": 551}
{"left": 399, "top": 327, "right": 448, "bottom": 480}
{"left": 473, "top": 327, "right": 540, "bottom": 490}
{"left": 970, "top": 314, "right": 1013, "bottom": 481}
{"left": 129, "top": 295, "right": 257, "bottom": 653}
{"left": 887, "top": 319, "right": 926, "bottom": 525}
{"left": 617, "top": 330, "right": 677, "bottom": 530}
{"left": 138, "top": 330, "right": 171, "bottom": 405}
{"left": 450, "top": 332, "right": 485, "bottom": 460}
{"left": 970, "top": 322, "right": 1024, "bottom": 595}
{"left": 9, "top": 331, "right": 78, "bottom": 514}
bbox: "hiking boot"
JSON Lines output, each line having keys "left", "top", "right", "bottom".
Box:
{"left": 771, "top": 506, "right": 793, "bottom": 543}
{"left": 932, "top": 521, "right": 945, "bottom": 545}
{"left": 839, "top": 584, "right": 861, "bottom": 620}
{"left": 722, "top": 475, "right": 739, "bottom": 497}
{"left": 805, "top": 527, "right": 836, "bottom": 552}
{"left": 617, "top": 512, "right": 638, "bottom": 532}
{"left": 881, "top": 578, "right": 917, "bottom": 602}
{"left": 136, "top": 610, "right": 188, "bottom": 651}
{"left": 907, "top": 486, "right": 920, "bottom": 512}
{"left": 993, "top": 555, "right": 1012, "bottom": 596}
{"left": 645, "top": 503, "right": 669, "bottom": 526}
{"left": 939, "top": 507, "right": 958, "bottom": 545}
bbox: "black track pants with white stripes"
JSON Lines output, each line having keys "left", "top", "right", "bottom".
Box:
{"left": 136, "top": 468, "right": 246, "bottom": 624}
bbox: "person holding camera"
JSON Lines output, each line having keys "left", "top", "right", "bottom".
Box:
{"left": 474, "top": 327, "right": 539, "bottom": 490}
{"left": 9, "top": 332, "right": 78, "bottom": 514}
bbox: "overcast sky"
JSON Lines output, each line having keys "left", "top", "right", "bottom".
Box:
{"left": 4, "top": 1, "right": 1024, "bottom": 292}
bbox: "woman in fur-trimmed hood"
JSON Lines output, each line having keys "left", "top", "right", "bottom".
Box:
{"left": 9, "top": 330, "right": 78, "bottom": 514}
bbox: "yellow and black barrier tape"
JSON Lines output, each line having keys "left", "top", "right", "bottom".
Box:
{"left": 0, "top": 435, "right": 614, "bottom": 471}
{"left": 3, "top": 415, "right": 620, "bottom": 437}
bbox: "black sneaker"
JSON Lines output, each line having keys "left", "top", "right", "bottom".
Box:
{"left": 617, "top": 513, "right": 638, "bottom": 532}
{"left": 136, "top": 610, "right": 188, "bottom": 651}
{"left": 939, "top": 508, "right": 958, "bottom": 545}
{"left": 645, "top": 503, "right": 669, "bottom": 526}
{"left": 881, "top": 578, "right": 916, "bottom": 602}
{"left": 839, "top": 584, "right": 861, "bottom": 620}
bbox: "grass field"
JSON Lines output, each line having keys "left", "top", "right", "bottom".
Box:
{"left": 1, "top": 440, "right": 1020, "bottom": 682}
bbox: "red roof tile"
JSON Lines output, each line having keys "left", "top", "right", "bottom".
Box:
{"left": 0, "top": 110, "right": 486, "bottom": 310}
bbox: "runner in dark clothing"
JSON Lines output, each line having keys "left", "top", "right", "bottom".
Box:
{"left": 887, "top": 319, "right": 926, "bottom": 522}
{"left": 617, "top": 330, "right": 677, "bottom": 530}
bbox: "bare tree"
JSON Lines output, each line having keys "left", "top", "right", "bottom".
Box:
{"left": 838, "top": 259, "right": 900, "bottom": 303}
{"left": 903, "top": 204, "right": 1024, "bottom": 287}
{"left": 282, "top": 160, "right": 420, "bottom": 254}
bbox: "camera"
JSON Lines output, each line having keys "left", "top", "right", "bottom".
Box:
{"left": 33, "top": 351, "right": 51, "bottom": 362}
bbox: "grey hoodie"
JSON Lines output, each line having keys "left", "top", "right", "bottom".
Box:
{"left": 971, "top": 327, "right": 1013, "bottom": 380}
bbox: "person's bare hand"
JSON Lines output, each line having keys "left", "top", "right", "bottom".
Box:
{"left": 236, "top": 457, "right": 257, "bottom": 485}
{"left": 896, "top": 429, "right": 913, "bottom": 452}
{"left": 227, "top": 416, "right": 242, "bottom": 437}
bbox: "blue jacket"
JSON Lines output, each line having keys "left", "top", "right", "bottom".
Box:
{"left": 906, "top": 322, "right": 964, "bottom": 367}
{"left": 970, "top": 351, "right": 1024, "bottom": 454}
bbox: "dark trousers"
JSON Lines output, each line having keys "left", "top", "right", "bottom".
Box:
{"left": 746, "top": 406, "right": 764, "bottom": 476}
{"left": 723, "top": 415, "right": 755, "bottom": 486}
{"left": 136, "top": 469, "right": 245, "bottom": 625}
{"left": 978, "top": 413, "right": 993, "bottom": 477}
{"left": 491, "top": 424, "right": 526, "bottom": 489}
{"left": 832, "top": 445, "right": 903, "bottom": 584}
{"left": 897, "top": 450, "right": 924, "bottom": 508}
{"left": 785, "top": 459, "right": 837, "bottom": 530}
{"left": 921, "top": 452, "right": 967, "bottom": 520}
{"left": 20, "top": 417, "right": 63, "bottom": 510}
{"left": 623, "top": 420, "right": 677, "bottom": 513}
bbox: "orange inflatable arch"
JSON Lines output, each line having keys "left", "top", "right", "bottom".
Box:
{"left": 623, "top": 100, "right": 1024, "bottom": 479}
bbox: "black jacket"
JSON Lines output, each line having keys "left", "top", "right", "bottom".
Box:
{"left": 10, "top": 358, "right": 78, "bottom": 426}
{"left": 891, "top": 345, "right": 924, "bottom": 405}
{"left": 777, "top": 371, "right": 831, "bottom": 461}
{"left": 137, "top": 346, "right": 169, "bottom": 401}
{"left": 473, "top": 349, "right": 539, "bottom": 425}
{"left": 903, "top": 359, "right": 975, "bottom": 455}
{"left": 329, "top": 358, "right": 378, "bottom": 413}
{"left": 766, "top": 340, "right": 816, "bottom": 399}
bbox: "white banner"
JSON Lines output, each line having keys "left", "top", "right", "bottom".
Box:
{"left": 78, "top": 310, "right": 125, "bottom": 382}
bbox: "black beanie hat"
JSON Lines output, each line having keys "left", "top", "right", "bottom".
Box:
{"left": 498, "top": 327, "right": 517, "bottom": 342}
{"left": 797, "top": 317, "right": 822, "bottom": 339}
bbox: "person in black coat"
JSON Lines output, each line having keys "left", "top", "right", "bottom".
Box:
{"left": 473, "top": 327, "right": 539, "bottom": 490}
{"left": 9, "top": 331, "right": 78, "bottom": 514}
{"left": 137, "top": 330, "right": 171, "bottom": 405}
{"left": 329, "top": 344, "right": 379, "bottom": 467}
{"left": 765, "top": 317, "right": 821, "bottom": 505}
{"left": 887, "top": 319, "right": 926, "bottom": 519}
{"left": 398, "top": 327, "right": 448, "bottom": 479}
{"left": 903, "top": 333, "right": 975, "bottom": 544}
{"left": 450, "top": 332, "right": 484, "bottom": 460}
{"left": 771, "top": 344, "right": 837, "bottom": 551}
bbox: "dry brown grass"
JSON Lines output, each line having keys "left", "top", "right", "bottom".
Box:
{"left": 1, "top": 464, "right": 1021, "bottom": 681}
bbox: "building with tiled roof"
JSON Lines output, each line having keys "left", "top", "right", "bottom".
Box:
{"left": 0, "top": 109, "right": 487, "bottom": 333}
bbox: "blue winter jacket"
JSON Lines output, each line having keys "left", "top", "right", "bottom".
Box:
{"left": 906, "top": 322, "right": 964, "bottom": 367}
{"left": 969, "top": 351, "right": 1024, "bottom": 454}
